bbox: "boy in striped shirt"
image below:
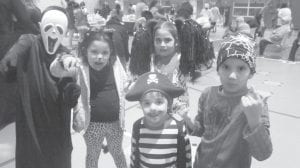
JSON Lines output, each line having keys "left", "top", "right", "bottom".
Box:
{"left": 126, "top": 72, "right": 192, "bottom": 168}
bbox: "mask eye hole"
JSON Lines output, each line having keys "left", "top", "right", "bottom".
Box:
{"left": 44, "top": 25, "right": 52, "bottom": 32}
{"left": 56, "top": 26, "right": 64, "bottom": 35}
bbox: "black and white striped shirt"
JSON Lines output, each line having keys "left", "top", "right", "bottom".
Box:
{"left": 130, "top": 117, "right": 191, "bottom": 168}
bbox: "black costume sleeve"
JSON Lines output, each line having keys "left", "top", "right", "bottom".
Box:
{"left": 3, "top": 34, "right": 33, "bottom": 82}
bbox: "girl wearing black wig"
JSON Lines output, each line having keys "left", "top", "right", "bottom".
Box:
{"left": 129, "top": 2, "right": 214, "bottom": 80}
{"left": 129, "top": 20, "right": 190, "bottom": 120}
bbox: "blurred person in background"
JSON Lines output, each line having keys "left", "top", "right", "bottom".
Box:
{"left": 253, "top": 6, "right": 266, "bottom": 40}
{"left": 127, "top": 3, "right": 135, "bottom": 14}
{"left": 109, "top": 2, "right": 123, "bottom": 21}
{"left": 133, "top": 10, "right": 153, "bottom": 33}
{"left": 288, "top": 32, "right": 300, "bottom": 61}
{"left": 100, "top": 1, "right": 111, "bottom": 19}
{"left": 176, "top": 1, "right": 193, "bottom": 21}
{"left": 288, "top": 0, "right": 300, "bottom": 61}
{"left": 106, "top": 2, "right": 130, "bottom": 68}
{"left": 170, "top": 4, "right": 176, "bottom": 16}
{"left": 259, "top": 12, "right": 291, "bottom": 56}
{"left": 135, "top": 0, "right": 148, "bottom": 20}
{"left": 235, "top": 16, "right": 251, "bottom": 35}
{"left": 149, "top": 0, "right": 166, "bottom": 21}
{"left": 74, "top": 1, "right": 89, "bottom": 42}
{"left": 263, "top": 0, "right": 278, "bottom": 29}
{"left": 210, "top": 3, "right": 221, "bottom": 32}
{"left": 198, "top": 3, "right": 213, "bottom": 33}
{"left": 66, "top": 0, "right": 78, "bottom": 49}
{"left": 277, "top": 3, "right": 291, "bottom": 26}
{"left": 200, "top": 3, "right": 212, "bottom": 20}
{"left": 223, "top": 16, "right": 251, "bottom": 38}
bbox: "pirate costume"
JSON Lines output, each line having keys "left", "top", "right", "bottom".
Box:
{"left": 126, "top": 72, "right": 192, "bottom": 168}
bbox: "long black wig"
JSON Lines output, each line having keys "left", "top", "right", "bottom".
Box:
{"left": 129, "top": 17, "right": 214, "bottom": 78}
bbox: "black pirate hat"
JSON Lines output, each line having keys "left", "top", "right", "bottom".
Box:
{"left": 126, "top": 72, "right": 185, "bottom": 101}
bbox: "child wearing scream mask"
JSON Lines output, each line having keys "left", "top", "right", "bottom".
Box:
{"left": 0, "top": 6, "right": 80, "bottom": 168}
{"left": 126, "top": 72, "right": 192, "bottom": 168}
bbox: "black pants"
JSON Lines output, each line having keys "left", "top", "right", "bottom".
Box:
{"left": 254, "top": 26, "right": 266, "bottom": 40}
{"left": 211, "top": 21, "right": 217, "bottom": 32}
{"left": 259, "top": 39, "right": 273, "bottom": 55}
{"left": 288, "top": 32, "right": 300, "bottom": 61}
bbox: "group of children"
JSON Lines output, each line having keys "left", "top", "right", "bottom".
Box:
{"left": 53, "top": 15, "right": 272, "bottom": 168}
{"left": 0, "top": 4, "right": 273, "bottom": 168}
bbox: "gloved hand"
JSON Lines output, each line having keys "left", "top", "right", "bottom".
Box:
{"left": 0, "top": 53, "right": 17, "bottom": 73}
{"left": 63, "top": 82, "right": 81, "bottom": 108}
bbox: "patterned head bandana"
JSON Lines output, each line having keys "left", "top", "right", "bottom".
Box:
{"left": 217, "top": 34, "right": 256, "bottom": 73}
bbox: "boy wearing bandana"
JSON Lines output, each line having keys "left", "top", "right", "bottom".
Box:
{"left": 187, "top": 34, "right": 273, "bottom": 168}
{"left": 0, "top": 6, "right": 80, "bottom": 168}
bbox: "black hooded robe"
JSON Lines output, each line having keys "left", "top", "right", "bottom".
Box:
{"left": 6, "top": 34, "right": 72, "bottom": 168}
{"left": 0, "top": 0, "right": 40, "bottom": 130}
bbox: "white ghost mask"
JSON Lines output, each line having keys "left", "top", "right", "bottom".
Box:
{"left": 40, "top": 10, "right": 68, "bottom": 55}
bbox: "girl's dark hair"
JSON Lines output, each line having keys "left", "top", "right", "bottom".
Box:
{"left": 281, "top": 3, "right": 288, "bottom": 8}
{"left": 115, "top": 4, "right": 121, "bottom": 15}
{"left": 129, "top": 20, "right": 179, "bottom": 76}
{"left": 177, "top": 2, "right": 193, "bottom": 19}
{"left": 141, "top": 11, "right": 154, "bottom": 21}
{"left": 175, "top": 18, "right": 214, "bottom": 78}
{"left": 129, "top": 25, "right": 153, "bottom": 76}
{"left": 73, "top": 2, "right": 80, "bottom": 9}
{"left": 153, "top": 21, "right": 179, "bottom": 44}
{"left": 130, "top": 18, "right": 214, "bottom": 79}
{"left": 79, "top": 30, "right": 116, "bottom": 66}
{"left": 80, "top": 2, "right": 85, "bottom": 7}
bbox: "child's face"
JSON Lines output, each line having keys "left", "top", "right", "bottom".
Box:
{"left": 87, "top": 40, "right": 111, "bottom": 71}
{"left": 230, "top": 20, "right": 237, "bottom": 30}
{"left": 154, "top": 29, "right": 176, "bottom": 58}
{"left": 140, "top": 91, "right": 169, "bottom": 127}
{"left": 218, "top": 58, "right": 253, "bottom": 94}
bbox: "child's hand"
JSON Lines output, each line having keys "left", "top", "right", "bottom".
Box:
{"left": 73, "top": 111, "right": 85, "bottom": 132}
{"left": 61, "top": 55, "right": 79, "bottom": 72}
{"left": 173, "top": 103, "right": 189, "bottom": 119}
{"left": 241, "top": 93, "right": 263, "bottom": 131}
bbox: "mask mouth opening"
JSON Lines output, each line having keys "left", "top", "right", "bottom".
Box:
{"left": 48, "top": 36, "right": 58, "bottom": 53}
